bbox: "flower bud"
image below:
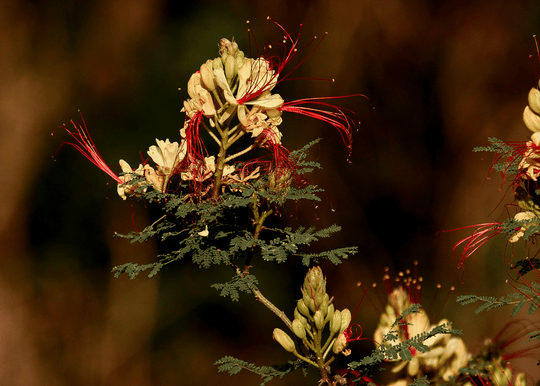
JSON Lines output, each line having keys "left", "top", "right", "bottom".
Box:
{"left": 297, "top": 299, "right": 311, "bottom": 317}
{"left": 303, "top": 295, "right": 316, "bottom": 313}
{"left": 225, "top": 55, "right": 236, "bottom": 84}
{"left": 235, "top": 50, "right": 245, "bottom": 68}
{"left": 187, "top": 72, "right": 201, "bottom": 100}
{"left": 324, "top": 303, "right": 335, "bottom": 325}
{"left": 333, "top": 332, "right": 348, "bottom": 354}
{"left": 213, "top": 57, "right": 223, "bottom": 70}
{"left": 314, "top": 293, "right": 325, "bottom": 309}
{"left": 523, "top": 106, "right": 540, "bottom": 133}
{"left": 273, "top": 328, "right": 295, "bottom": 353}
{"left": 330, "top": 309, "right": 342, "bottom": 335}
{"left": 313, "top": 310, "right": 324, "bottom": 330}
{"left": 200, "top": 60, "right": 216, "bottom": 92}
{"left": 219, "top": 38, "right": 233, "bottom": 57}
{"left": 294, "top": 307, "right": 308, "bottom": 328}
{"left": 303, "top": 266, "right": 326, "bottom": 296}
{"left": 339, "top": 308, "right": 352, "bottom": 334}
{"left": 529, "top": 88, "right": 540, "bottom": 115}
{"left": 292, "top": 319, "right": 307, "bottom": 340}
{"left": 319, "top": 301, "right": 329, "bottom": 318}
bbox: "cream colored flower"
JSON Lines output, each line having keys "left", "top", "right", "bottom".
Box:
{"left": 374, "top": 288, "right": 470, "bottom": 380}
{"left": 184, "top": 72, "right": 216, "bottom": 117}
{"left": 117, "top": 159, "right": 145, "bottom": 200}
{"left": 181, "top": 156, "right": 216, "bottom": 182}
{"left": 509, "top": 211, "right": 537, "bottom": 243}
{"left": 237, "top": 58, "right": 278, "bottom": 99}
{"left": 147, "top": 138, "right": 185, "bottom": 173}
{"left": 143, "top": 164, "right": 166, "bottom": 193}
{"left": 519, "top": 132, "right": 540, "bottom": 181}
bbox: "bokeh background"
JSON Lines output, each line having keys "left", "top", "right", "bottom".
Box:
{"left": 3, "top": 0, "right": 540, "bottom": 385}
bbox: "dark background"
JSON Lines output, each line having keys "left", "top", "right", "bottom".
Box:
{"left": 2, "top": 0, "right": 540, "bottom": 384}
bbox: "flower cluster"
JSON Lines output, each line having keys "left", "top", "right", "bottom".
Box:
{"left": 370, "top": 268, "right": 530, "bottom": 386}
{"left": 453, "top": 79, "right": 540, "bottom": 265}
{"left": 60, "top": 19, "right": 361, "bottom": 207}
{"left": 374, "top": 286, "right": 469, "bottom": 382}
{"left": 272, "top": 266, "right": 353, "bottom": 373}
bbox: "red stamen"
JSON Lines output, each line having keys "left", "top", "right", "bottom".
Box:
{"left": 59, "top": 112, "right": 122, "bottom": 184}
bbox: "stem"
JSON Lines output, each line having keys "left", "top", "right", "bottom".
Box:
{"left": 292, "top": 350, "right": 318, "bottom": 368}
{"left": 252, "top": 287, "right": 293, "bottom": 331}
{"left": 201, "top": 121, "right": 221, "bottom": 146}
{"left": 225, "top": 144, "right": 255, "bottom": 163}
{"left": 211, "top": 124, "right": 229, "bottom": 200}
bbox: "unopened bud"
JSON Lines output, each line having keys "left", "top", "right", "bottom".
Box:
{"left": 200, "top": 60, "right": 216, "bottom": 92}
{"left": 333, "top": 332, "right": 348, "bottom": 354}
{"left": 314, "top": 293, "right": 325, "bottom": 309}
{"left": 213, "top": 57, "right": 223, "bottom": 70}
{"left": 320, "top": 301, "right": 329, "bottom": 318}
{"left": 529, "top": 88, "right": 540, "bottom": 115}
{"left": 303, "top": 295, "right": 316, "bottom": 313}
{"left": 304, "top": 266, "right": 325, "bottom": 294}
{"left": 330, "top": 309, "right": 342, "bottom": 335}
{"left": 273, "top": 328, "right": 295, "bottom": 353}
{"left": 339, "top": 308, "right": 352, "bottom": 334}
{"left": 187, "top": 72, "right": 201, "bottom": 100}
{"left": 324, "top": 303, "right": 335, "bottom": 325}
{"left": 297, "top": 299, "right": 311, "bottom": 317}
{"left": 294, "top": 307, "right": 308, "bottom": 328}
{"left": 219, "top": 38, "right": 233, "bottom": 57}
{"left": 314, "top": 310, "right": 324, "bottom": 330}
{"left": 524, "top": 106, "right": 540, "bottom": 133}
{"left": 225, "top": 55, "right": 236, "bottom": 83}
{"left": 292, "top": 319, "right": 307, "bottom": 340}
{"left": 235, "top": 50, "right": 245, "bottom": 68}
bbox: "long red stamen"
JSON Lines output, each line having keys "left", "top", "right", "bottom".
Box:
{"left": 280, "top": 95, "right": 366, "bottom": 153}
{"left": 60, "top": 113, "right": 122, "bottom": 184}
{"left": 450, "top": 223, "right": 504, "bottom": 268}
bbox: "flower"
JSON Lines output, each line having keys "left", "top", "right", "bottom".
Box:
{"left": 374, "top": 287, "right": 469, "bottom": 380}
{"left": 117, "top": 159, "right": 145, "bottom": 200}
{"left": 147, "top": 138, "right": 185, "bottom": 173}
{"left": 508, "top": 211, "right": 537, "bottom": 243}
{"left": 518, "top": 132, "right": 540, "bottom": 181}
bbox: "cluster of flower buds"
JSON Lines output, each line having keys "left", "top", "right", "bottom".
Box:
{"left": 272, "top": 266, "right": 353, "bottom": 367}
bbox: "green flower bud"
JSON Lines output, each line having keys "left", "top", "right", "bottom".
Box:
{"left": 273, "top": 328, "right": 295, "bottom": 353}
{"left": 292, "top": 319, "right": 307, "bottom": 340}
{"left": 213, "top": 57, "right": 223, "bottom": 70}
{"left": 294, "top": 307, "right": 308, "bottom": 328}
{"left": 200, "top": 60, "right": 216, "bottom": 92}
{"left": 225, "top": 55, "right": 236, "bottom": 84}
{"left": 313, "top": 310, "right": 324, "bottom": 330}
{"left": 332, "top": 332, "right": 348, "bottom": 354}
{"left": 219, "top": 38, "right": 236, "bottom": 57}
{"left": 320, "top": 301, "right": 329, "bottom": 318}
{"left": 523, "top": 106, "right": 540, "bottom": 133}
{"left": 304, "top": 266, "right": 325, "bottom": 294}
{"left": 297, "top": 298, "right": 311, "bottom": 317}
{"left": 303, "top": 295, "right": 316, "bottom": 313}
{"left": 324, "top": 303, "right": 335, "bottom": 325}
{"left": 235, "top": 50, "right": 245, "bottom": 68}
{"left": 330, "top": 309, "right": 342, "bottom": 335}
{"left": 339, "top": 308, "right": 352, "bottom": 334}
{"left": 314, "top": 293, "right": 325, "bottom": 309}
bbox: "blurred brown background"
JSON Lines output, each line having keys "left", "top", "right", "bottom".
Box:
{"left": 2, "top": 0, "right": 540, "bottom": 384}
